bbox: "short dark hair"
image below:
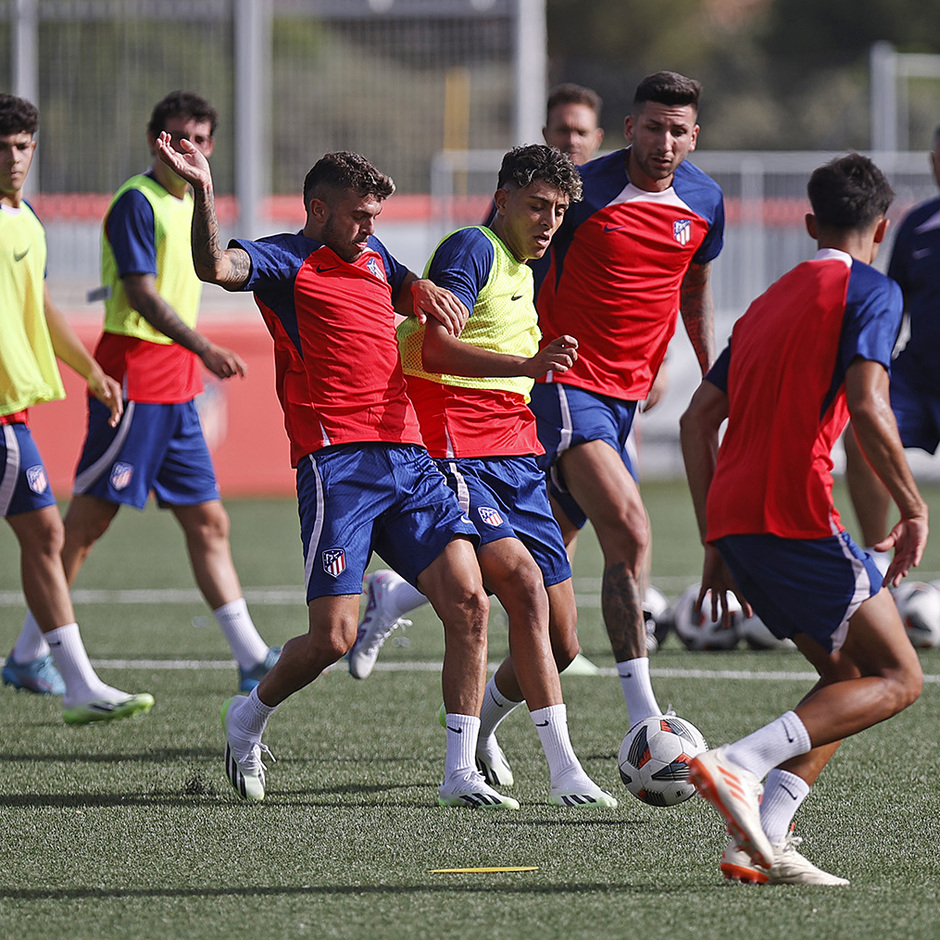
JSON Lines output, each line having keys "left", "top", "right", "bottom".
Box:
{"left": 807, "top": 153, "right": 894, "bottom": 230}
{"left": 147, "top": 90, "right": 218, "bottom": 137}
{"left": 0, "top": 94, "right": 39, "bottom": 136}
{"left": 633, "top": 71, "right": 701, "bottom": 114}
{"left": 546, "top": 84, "right": 602, "bottom": 121}
{"left": 497, "top": 144, "right": 583, "bottom": 203}
{"left": 302, "top": 151, "right": 396, "bottom": 208}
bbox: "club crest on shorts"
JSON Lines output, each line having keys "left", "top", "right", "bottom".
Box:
{"left": 673, "top": 219, "right": 692, "bottom": 245}
{"left": 110, "top": 462, "right": 134, "bottom": 491}
{"left": 322, "top": 548, "right": 347, "bottom": 578}
{"left": 26, "top": 465, "right": 48, "bottom": 495}
{"left": 478, "top": 506, "right": 503, "bottom": 527}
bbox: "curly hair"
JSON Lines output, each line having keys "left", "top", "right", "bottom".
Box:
{"left": 0, "top": 94, "right": 39, "bottom": 137}
{"left": 303, "top": 151, "right": 396, "bottom": 208}
{"left": 496, "top": 144, "right": 583, "bottom": 203}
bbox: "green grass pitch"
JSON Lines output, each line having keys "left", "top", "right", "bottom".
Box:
{"left": 2, "top": 481, "right": 940, "bottom": 939}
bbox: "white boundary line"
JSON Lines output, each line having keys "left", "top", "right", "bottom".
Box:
{"left": 88, "top": 659, "right": 940, "bottom": 683}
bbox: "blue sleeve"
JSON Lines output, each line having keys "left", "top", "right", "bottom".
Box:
{"left": 693, "top": 194, "right": 725, "bottom": 266}
{"left": 886, "top": 213, "right": 914, "bottom": 297}
{"left": 425, "top": 228, "right": 495, "bottom": 316}
{"left": 366, "top": 236, "right": 410, "bottom": 301}
{"left": 839, "top": 263, "right": 903, "bottom": 371}
{"left": 105, "top": 189, "right": 158, "bottom": 277}
{"left": 704, "top": 342, "right": 731, "bottom": 392}
{"left": 229, "top": 235, "right": 305, "bottom": 292}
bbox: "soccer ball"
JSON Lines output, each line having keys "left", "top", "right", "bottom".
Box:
{"left": 738, "top": 613, "right": 796, "bottom": 650}
{"left": 673, "top": 583, "right": 742, "bottom": 650}
{"left": 894, "top": 581, "right": 940, "bottom": 649}
{"left": 644, "top": 584, "right": 673, "bottom": 653}
{"left": 618, "top": 715, "right": 709, "bottom": 807}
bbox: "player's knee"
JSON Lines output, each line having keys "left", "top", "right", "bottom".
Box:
{"left": 551, "top": 631, "right": 580, "bottom": 671}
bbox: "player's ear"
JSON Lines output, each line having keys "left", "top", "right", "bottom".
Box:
{"left": 804, "top": 213, "right": 818, "bottom": 239}
{"left": 873, "top": 216, "right": 889, "bottom": 244}
{"left": 493, "top": 187, "right": 508, "bottom": 215}
{"left": 689, "top": 124, "right": 699, "bottom": 152}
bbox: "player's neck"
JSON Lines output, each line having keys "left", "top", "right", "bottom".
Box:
{"left": 151, "top": 157, "right": 190, "bottom": 199}
{"left": 0, "top": 188, "right": 25, "bottom": 209}
{"left": 816, "top": 235, "right": 877, "bottom": 265}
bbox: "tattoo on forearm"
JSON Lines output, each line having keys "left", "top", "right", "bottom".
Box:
{"left": 680, "top": 263, "right": 715, "bottom": 373}
{"left": 601, "top": 563, "right": 646, "bottom": 661}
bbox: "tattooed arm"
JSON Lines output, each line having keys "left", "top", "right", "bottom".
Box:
{"left": 155, "top": 131, "right": 252, "bottom": 291}
{"left": 679, "top": 261, "right": 715, "bottom": 376}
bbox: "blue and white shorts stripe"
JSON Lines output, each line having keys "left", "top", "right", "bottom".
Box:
{"left": 436, "top": 454, "right": 572, "bottom": 587}
{"left": 716, "top": 530, "right": 883, "bottom": 653}
{"left": 0, "top": 423, "right": 58, "bottom": 517}
{"left": 296, "top": 442, "right": 478, "bottom": 603}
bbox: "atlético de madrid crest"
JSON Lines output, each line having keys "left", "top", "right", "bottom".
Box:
{"left": 322, "top": 547, "right": 347, "bottom": 578}
{"left": 673, "top": 219, "right": 692, "bottom": 245}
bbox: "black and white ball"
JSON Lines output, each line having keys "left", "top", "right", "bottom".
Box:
{"left": 894, "top": 581, "right": 940, "bottom": 649}
{"left": 644, "top": 585, "right": 673, "bottom": 653}
{"left": 673, "top": 583, "right": 742, "bottom": 651}
{"left": 618, "top": 715, "right": 709, "bottom": 807}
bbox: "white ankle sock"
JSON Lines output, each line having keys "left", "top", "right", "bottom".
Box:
{"left": 12, "top": 610, "right": 50, "bottom": 662}
{"left": 617, "top": 656, "right": 662, "bottom": 727}
{"left": 760, "top": 768, "right": 810, "bottom": 843}
{"left": 530, "top": 703, "right": 582, "bottom": 784}
{"left": 479, "top": 675, "right": 522, "bottom": 740}
{"left": 387, "top": 578, "right": 427, "bottom": 618}
{"left": 46, "top": 623, "right": 119, "bottom": 706}
{"left": 213, "top": 598, "right": 269, "bottom": 670}
{"left": 443, "top": 713, "right": 480, "bottom": 779}
{"left": 724, "top": 711, "right": 812, "bottom": 781}
{"left": 234, "top": 687, "right": 277, "bottom": 736}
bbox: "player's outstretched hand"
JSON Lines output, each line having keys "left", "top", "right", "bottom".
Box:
{"left": 411, "top": 279, "right": 468, "bottom": 335}
{"left": 524, "top": 335, "right": 578, "bottom": 378}
{"left": 156, "top": 131, "right": 212, "bottom": 189}
{"left": 88, "top": 372, "right": 124, "bottom": 428}
{"left": 696, "top": 544, "right": 752, "bottom": 628}
{"left": 201, "top": 342, "right": 247, "bottom": 381}
{"left": 876, "top": 511, "right": 929, "bottom": 589}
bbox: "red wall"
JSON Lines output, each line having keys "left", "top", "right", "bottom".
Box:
{"left": 31, "top": 317, "right": 297, "bottom": 498}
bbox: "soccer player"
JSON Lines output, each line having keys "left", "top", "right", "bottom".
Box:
{"left": 531, "top": 71, "right": 724, "bottom": 726}
{"left": 7, "top": 91, "right": 280, "bottom": 696}
{"left": 157, "top": 138, "right": 517, "bottom": 811}
{"left": 0, "top": 93, "right": 154, "bottom": 723}
{"left": 680, "top": 153, "right": 925, "bottom": 885}
{"left": 844, "top": 123, "right": 940, "bottom": 572}
{"left": 389, "top": 144, "right": 615, "bottom": 807}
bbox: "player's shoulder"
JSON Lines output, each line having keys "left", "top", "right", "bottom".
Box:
{"left": 673, "top": 159, "right": 724, "bottom": 202}
{"left": 579, "top": 149, "right": 628, "bottom": 185}
{"left": 897, "top": 194, "right": 940, "bottom": 234}
{"left": 847, "top": 256, "right": 902, "bottom": 302}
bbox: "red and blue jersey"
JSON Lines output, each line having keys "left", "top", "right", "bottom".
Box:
{"left": 705, "top": 249, "right": 903, "bottom": 541}
{"left": 231, "top": 231, "right": 424, "bottom": 466}
{"left": 536, "top": 148, "right": 724, "bottom": 401}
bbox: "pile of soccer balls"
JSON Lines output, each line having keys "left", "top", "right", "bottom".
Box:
{"left": 646, "top": 579, "right": 940, "bottom": 651}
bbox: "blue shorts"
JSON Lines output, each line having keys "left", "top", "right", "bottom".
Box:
{"left": 436, "top": 454, "right": 572, "bottom": 587}
{"left": 73, "top": 398, "right": 220, "bottom": 509}
{"left": 528, "top": 383, "right": 638, "bottom": 529}
{"left": 297, "top": 443, "right": 479, "bottom": 602}
{"left": 716, "top": 530, "right": 882, "bottom": 653}
{"left": 0, "top": 423, "right": 58, "bottom": 517}
{"left": 890, "top": 356, "right": 940, "bottom": 455}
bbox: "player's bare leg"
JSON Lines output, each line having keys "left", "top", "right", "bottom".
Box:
{"left": 60, "top": 493, "right": 120, "bottom": 583}
{"left": 555, "top": 440, "right": 660, "bottom": 724}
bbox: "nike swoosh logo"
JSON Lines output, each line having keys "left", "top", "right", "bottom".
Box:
{"left": 780, "top": 784, "right": 799, "bottom": 800}
{"left": 13, "top": 247, "right": 30, "bottom": 261}
{"left": 316, "top": 264, "right": 338, "bottom": 273}
{"left": 785, "top": 728, "right": 795, "bottom": 742}
{"left": 446, "top": 725, "right": 463, "bottom": 734}
{"left": 511, "top": 293, "right": 523, "bottom": 301}
{"left": 535, "top": 720, "right": 550, "bottom": 727}
{"left": 604, "top": 224, "right": 630, "bottom": 233}
{"left": 488, "top": 687, "right": 504, "bottom": 709}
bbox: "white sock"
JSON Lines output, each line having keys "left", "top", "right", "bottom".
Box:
{"left": 479, "top": 675, "right": 522, "bottom": 740}
{"left": 760, "top": 768, "right": 810, "bottom": 843}
{"left": 213, "top": 598, "right": 269, "bottom": 670}
{"left": 12, "top": 610, "right": 50, "bottom": 662}
{"left": 233, "top": 687, "right": 277, "bottom": 736}
{"left": 387, "top": 577, "right": 428, "bottom": 618}
{"left": 443, "top": 713, "right": 480, "bottom": 779}
{"left": 530, "top": 703, "right": 583, "bottom": 784}
{"left": 46, "top": 623, "right": 122, "bottom": 707}
{"left": 724, "top": 711, "right": 812, "bottom": 781}
{"left": 617, "top": 656, "right": 662, "bottom": 727}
